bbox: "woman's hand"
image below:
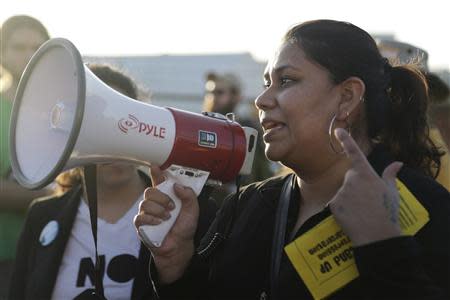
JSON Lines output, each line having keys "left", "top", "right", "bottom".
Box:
{"left": 134, "top": 165, "right": 199, "bottom": 284}
{"left": 328, "top": 128, "right": 403, "bottom": 247}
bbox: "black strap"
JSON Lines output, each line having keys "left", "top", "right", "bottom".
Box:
{"left": 270, "top": 174, "right": 294, "bottom": 300}
{"left": 82, "top": 165, "right": 106, "bottom": 300}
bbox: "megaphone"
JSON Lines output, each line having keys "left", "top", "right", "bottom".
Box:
{"left": 10, "top": 38, "right": 258, "bottom": 247}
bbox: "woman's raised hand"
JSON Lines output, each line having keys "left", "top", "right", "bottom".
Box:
{"left": 328, "top": 128, "right": 403, "bottom": 246}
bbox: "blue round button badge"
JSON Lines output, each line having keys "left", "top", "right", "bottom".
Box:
{"left": 39, "top": 220, "right": 59, "bottom": 246}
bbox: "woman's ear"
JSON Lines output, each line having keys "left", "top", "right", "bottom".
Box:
{"left": 336, "top": 77, "right": 366, "bottom": 120}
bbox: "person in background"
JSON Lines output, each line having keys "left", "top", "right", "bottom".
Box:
{"left": 203, "top": 72, "right": 242, "bottom": 117}
{"left": 203, "top": 72, "right": 273, "bottom": 203}
{"left": 8, "top": 64, "right": 218, "bottom": 300}
{"left": 430, "top": 95, "right": 450, "bottom": 189}
{"left": 0, "top": 15, "right": 51, "bottom": 298}
{"left": 377, "top": 39, "right": 450, "bottom": 190}
{"left": 136, "top": 20, "right": 450, "bottom": 299}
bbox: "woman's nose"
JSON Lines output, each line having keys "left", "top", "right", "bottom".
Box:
{"left": 255, "top": 88, "right": 276, "bottom": 111}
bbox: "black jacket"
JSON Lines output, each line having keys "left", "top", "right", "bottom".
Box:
{"left": 9, "top": 174, "right": 218, "bottom": 300}
{"left": 155, "top": 146, "right": 450, "bottom": 300}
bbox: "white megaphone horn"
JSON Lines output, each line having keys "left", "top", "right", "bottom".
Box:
{"left": 10, "top": 38, "right": 258, "bottom": 247}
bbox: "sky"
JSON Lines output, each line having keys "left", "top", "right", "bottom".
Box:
{"left": 1, "top": 0, "right": 449, "bottom": 70}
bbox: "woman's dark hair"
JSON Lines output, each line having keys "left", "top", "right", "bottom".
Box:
{"left": 54, "top": 64, "right": 139, "bottom": 194}
{"left": 284, "top": 19, "right": 442, "bottom": 177}
{"left": 0, "top": 15, "right": 50, "bottom": 50}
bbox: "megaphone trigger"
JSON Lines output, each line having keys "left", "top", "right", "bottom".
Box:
{"left": 138, "top": 164, "right": 209, "bottom": 247}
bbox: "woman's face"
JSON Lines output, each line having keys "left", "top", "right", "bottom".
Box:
{"left": 96, "top": 84, "right": 138, "bottom": 187}
{"left": 97, "top": 162, "right": 138, "bottom": 187}
{"left": 255, "top": 41, "right": 341, "bottom": 172}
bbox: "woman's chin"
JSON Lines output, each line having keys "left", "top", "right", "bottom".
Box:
{"left": 265, "top": 147, "right": 284, "bottom": 163}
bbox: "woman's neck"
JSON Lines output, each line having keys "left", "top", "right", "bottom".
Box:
{"left": 290, "top": 139, "right": 372, "bottom": 238}
{"left": 288, "top": 157, "right": 350, "bottom": 240}
{"left": 95, "top": 173, "right": 147, "bottom": 223}
{"left": 297, "top": 158, "right": 350, "bottom": 211}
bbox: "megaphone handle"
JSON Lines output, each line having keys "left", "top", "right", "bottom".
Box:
{"left": 138, "top": 178, "right": 181, "bottom": 248}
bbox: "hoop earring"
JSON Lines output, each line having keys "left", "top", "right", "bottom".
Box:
{"left": 328, "top": 113, "right": 351, "bottom": 154}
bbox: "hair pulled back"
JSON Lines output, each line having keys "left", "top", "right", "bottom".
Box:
{"left": 284, "top": 19, "right": 442, "bottom": 177}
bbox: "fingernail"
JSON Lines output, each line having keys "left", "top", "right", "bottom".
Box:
{"left": 174, "top": 183, "right": 185, "bottom": 190}
{"left": 167, "top": 201, "right": 175, "bottom": 210}
{"left": 334, "top": 128, "right": 346, "bottom": 140}
{"left": 164, "top": 212, "right": 171, "bottom": 220}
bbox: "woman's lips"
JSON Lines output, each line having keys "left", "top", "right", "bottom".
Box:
{"left": 261, "top": 119, "right": 285, "bottom": 140}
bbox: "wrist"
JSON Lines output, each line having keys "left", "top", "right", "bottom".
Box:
{"left": 156, "top": 239, "right": 195, "bottom": 284}
{"left": 350, "top": 225, "right": 402, "bottom": 247}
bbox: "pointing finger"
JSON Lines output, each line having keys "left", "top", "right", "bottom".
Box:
{"left": 382, "top": 161, "right": 403, "bottom": 189}
{"left": 334, "top": 128, "right": 369, "bottom": 170}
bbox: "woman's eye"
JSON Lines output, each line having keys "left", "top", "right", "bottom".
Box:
{"left": 263, "top": 77, "right": 294, "bottom": 89}
{"left": 280, "top": 77, "right": 294, "bottom": 86}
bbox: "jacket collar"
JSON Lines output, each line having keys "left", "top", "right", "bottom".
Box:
{"left": 367, "top": 144, "right": 396, "bottom": 176}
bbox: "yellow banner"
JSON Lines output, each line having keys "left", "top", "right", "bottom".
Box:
{"left": 284, "top": 179, "right": 429, "bottom": 300}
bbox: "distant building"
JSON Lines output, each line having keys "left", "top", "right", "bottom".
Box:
{"left": 85, "top": 48, "right": 449, "bottom": 112}
{"left": 373, "top": 33, "right": 450, "bottom": 103}
{"left": 372, "top": 33, "right": 396, "bottom": 42}
{"left": 84, "top": 53, "right": 266, "bottom": 114}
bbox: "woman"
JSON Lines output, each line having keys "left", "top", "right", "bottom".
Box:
{"left": 8, "top": 64, "right": 217, "bottom": 300}
{"left": 0, "top": 17, "right": 50, "bottom": 297}
{"left": 135, "top": 20, "right": 450, "bottom": 299}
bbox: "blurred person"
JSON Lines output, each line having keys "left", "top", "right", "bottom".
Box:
{"left": 378, "top": 39, "right": 450, "bottom": 190}
{"left": 8, "top": 64, "right": 218, "bottom": 300}
{"left": 203, "top": 72, "right": 242, "bottom": 116}
{"left": 203, "top": 72, "right": 273, "bottom": 203}
{"left": 0, "top": 14, "right": 51, "bottom": 298}
{"left": 0, "top": 15, "right": 49, "bottom": 102}
{"left": 136, "top": 20, "right": 450, "bottom": 299}
{"left": 427, "top": 76, "right": 449, "bottom": 190}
